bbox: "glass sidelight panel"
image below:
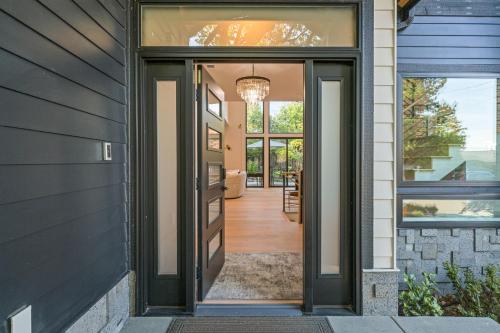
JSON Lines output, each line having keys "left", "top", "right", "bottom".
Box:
{"left": 142, "top": 5, "right": 356, "bottom": 47}
{"left": 320, "top": 81, "right": 341, "bottom": 275}
{"left": 156, "top": 81, "right": 178, "bottom": 275}
{"left": 208, "top": 230, "right": 222, "bottom": 260}
{"left": 208, "top": 197, "right": 222, "bottom": 225}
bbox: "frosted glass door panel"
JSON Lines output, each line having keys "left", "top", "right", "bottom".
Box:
{"left": 320, "top": 81, "right": 341, "bottom": 275}
{"left": 208, "top": 230, "right": 222, "bottom": 260}
{"left": 157, "top": 81, "right": 178, "bottom": 275}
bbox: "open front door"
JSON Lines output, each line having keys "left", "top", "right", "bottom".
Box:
{"left": 197, "top": 65, "right": 226, "bottom": 300}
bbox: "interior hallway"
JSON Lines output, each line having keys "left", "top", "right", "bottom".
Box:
{"left": 204, "top": 188, "right": 303, "bottom": 301}
{"left": 225, "top": 188, "right": 303, "bottom": 253}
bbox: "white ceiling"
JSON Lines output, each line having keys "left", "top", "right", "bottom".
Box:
{"left": 204, "top": 63, "right": 304, "bottom": 102}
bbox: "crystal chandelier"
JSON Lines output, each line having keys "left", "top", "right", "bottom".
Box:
{"left": 236, "top": 64, "right": 270, "bottom": 105}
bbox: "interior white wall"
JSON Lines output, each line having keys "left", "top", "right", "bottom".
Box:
{"left": 373, "top": 0, "right": 397, "bottom": 269}
{"left": 225, "top": 101, "right": 246, "bottom": 171}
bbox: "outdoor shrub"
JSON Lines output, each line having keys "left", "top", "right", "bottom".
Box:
{"left": 400, "top": 272, "right": 443, "bottom": 316}
{"left": 443, "top": 262, "right": 500, "bottom": 321}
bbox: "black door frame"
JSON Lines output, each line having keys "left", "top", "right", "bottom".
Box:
{"left": 131, "top": 0, "right": 374, "bottom": 316}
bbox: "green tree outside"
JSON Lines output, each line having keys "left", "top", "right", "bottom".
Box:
{"left": 246, "top": 103, "right": 264, "bottom": 133}
{"left": 269, "top": 102, "right": 304, "bottom": 133}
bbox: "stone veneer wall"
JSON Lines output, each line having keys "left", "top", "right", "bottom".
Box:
{"left": 65, "top": 274, "right": 131, "bottom": 333}
{"left": 362, "top": 270, "right": 399, "bottom": 315}
{"left": 397, "top": 228, "right": 500, "bottom": 292}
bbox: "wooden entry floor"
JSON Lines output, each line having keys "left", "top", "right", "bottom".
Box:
{"left": 225, "top": 188, "right": 303, "bottom": 253}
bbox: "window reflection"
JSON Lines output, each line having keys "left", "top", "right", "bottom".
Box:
{"left": 403, "top": 199, "right": 500, "bottom": 223}
{"left": 208, "top": 198, "right": 222, "bottom": 224}
{"left": 402, "top": 78, "right": 499, "bottom": 182}
{"left": 208, "top": 164, "right": 222, "bottom": 186}
{"left": 208, "top": 128, "right": 222, "bottom": 150}
{"left": 208, "top": 89, "right": 221, "bottom": 117}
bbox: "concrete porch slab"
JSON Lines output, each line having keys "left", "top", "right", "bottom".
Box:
{"left": 119, "top": 316, "right": 499, "bottom": 333}
{"left": 328, "top": 316, "right": 402, "bottom": 333}
{"left": 120, "top": 317, "right": 172, "bottom": 333}
{"left": 391, "top": 316, "right": 499, "bottom": 333}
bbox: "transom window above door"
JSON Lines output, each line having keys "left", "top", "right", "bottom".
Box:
{"left": 141, "top": 5, "right": 357, "bottom": 47}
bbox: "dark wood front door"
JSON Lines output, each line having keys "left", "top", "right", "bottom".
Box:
{"left": 197, "top": 65, "right": 226, "bottom": 300}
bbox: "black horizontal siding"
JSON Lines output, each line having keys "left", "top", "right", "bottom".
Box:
{"left": 398, "top": 16, "right": 500, "bottom": 68}
{"left": 0, "top": 0, "right": 128, "bottom": 332}
{"left": 0, "top": 0, "right": 125, "bottom": 84}
{"left": 0, "top": 88, "right": 126, "bottom": 142}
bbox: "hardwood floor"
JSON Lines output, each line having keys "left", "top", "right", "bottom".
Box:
{"left": 225, "top": 188, "right": 303, "bottom": 253}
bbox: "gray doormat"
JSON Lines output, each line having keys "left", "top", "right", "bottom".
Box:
{"left": 166, "top": 317, "right": 333, "bottom": 333}
{"left": 205, "top": 252, "right": 302, "bottom": 300}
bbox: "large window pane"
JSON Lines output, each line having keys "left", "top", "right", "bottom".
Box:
{"left": 269, "top": 139, "right": 287, "bottom": 186}
{"left": 269, "top": 138, "right": 303, "bottom": 187}
{"left": 246, "top": 138, "right": 264, "bottom": 187}
{"left": 157, "top": 81, "right": 177, "bottom": 275}
{"left": 403, "top": 199, "right": 500, "bottom": 223}
{"left": 320, "top": 81, "right": 341, "bottom": 275}
{"left": 142, "top": 6, "right": 356, "bottom": 47}
{"left": 402, "top": 78, "right": 499, "bottom": 182}
{"left": 246, "top": 102, "right": 264, "bottom": 134}
{"left": 288, "top": 139, "right": 304, "bottom": 173}
{"left": 269, "top": 101, "right": 304, "bottom": 134}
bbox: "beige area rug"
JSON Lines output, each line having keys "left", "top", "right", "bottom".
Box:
{"left": 205, "top": 252, "right": 303, "bottom": 300}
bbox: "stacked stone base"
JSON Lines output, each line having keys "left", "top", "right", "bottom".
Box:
{"left": 66, "top": 274, "right": 131, "bottom": 333}
{"left": 362, "top": 270, "right": 399, "bottom": 315}
{"left": 397, "top": 228, "right": 500, "bottom": 292}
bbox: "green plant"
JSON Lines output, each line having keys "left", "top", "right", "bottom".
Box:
{"left": 400, "top": 272, "right": 444, "bottom": 316}
{"left": 442, "top": 262, "right": 500, "bottom": 321}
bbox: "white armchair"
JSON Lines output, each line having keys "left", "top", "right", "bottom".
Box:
{"left": 225, "top": 170, "right": 247, "bottom": 199}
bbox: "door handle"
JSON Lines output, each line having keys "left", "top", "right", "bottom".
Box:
{"left": 222, "top": 186, "right": 228, "bottom": 191}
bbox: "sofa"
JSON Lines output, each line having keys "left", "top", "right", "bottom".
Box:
{"left": 225, "top": 170, "right": 247, "bottom": 199}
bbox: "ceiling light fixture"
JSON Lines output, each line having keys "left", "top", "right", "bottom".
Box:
{"left": 236, "top": 64, "right": 270, "bottom": 105}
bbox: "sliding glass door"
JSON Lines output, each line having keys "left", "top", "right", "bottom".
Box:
{"left": 246, "top": 138, "right": 264, "bottom": 187}
{"left": 269, "top": 138, "right": 303, "bottom": 187}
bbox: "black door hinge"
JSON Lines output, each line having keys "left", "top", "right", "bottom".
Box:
{"left": 196, "top": 266, "right": 201, "bottom": 279}
{"left": 196, "top": 177, "right": 201, "bottom": 190}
